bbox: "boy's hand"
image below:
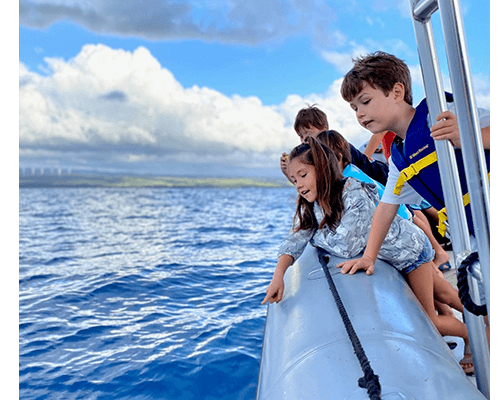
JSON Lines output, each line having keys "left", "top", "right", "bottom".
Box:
{"left": 430, "top": 110, "right": 460, "bottom": 147}
{"left": 261, "top": 278, "right": 285, "bottom": 305}
{"left": 336, "top": 256, "right": 375, "bottom": 275}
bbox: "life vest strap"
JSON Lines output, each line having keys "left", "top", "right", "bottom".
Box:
{"left": 437, "top": 208, "right": 448, "bottom": 237}
{"left": 436, "top": 173, "right": 490, "bottom": 236}
{"left": 394, "top": 151, "right": 438, "bottom": 195}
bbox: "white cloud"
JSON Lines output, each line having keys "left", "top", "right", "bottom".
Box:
{"left": 19, "top": 43, "right": 490, "bottom": 176}
{"left": 19, "top": 44, "right": 302, "bottom": 174}
{"left": 271, "top": 78, "right": 377, "bottom": 149}
{"left": 470, "top": 74, "right": 490, "bottom": 110}
{"left": 19, "top": 43, "right": 378, "bottom": 176}
{"left": 320, "top": 46, "right": 370, "bottom": 74}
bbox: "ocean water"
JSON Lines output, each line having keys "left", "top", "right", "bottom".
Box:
{"left": 19, "top": 186, "right": 297, "bottom": 400}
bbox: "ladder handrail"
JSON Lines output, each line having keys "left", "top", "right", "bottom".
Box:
{"left": 409, "top": 0, "right": 490, "bottom": 397}
{"left": 438, "top": 0, "right": 490, "bottom": 315}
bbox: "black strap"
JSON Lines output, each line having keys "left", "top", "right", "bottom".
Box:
{"left": 457, "top": 252, "right": 488, "bottom": 316}
{"left": 317, "top": 248, "right": 382, "bottom": 400}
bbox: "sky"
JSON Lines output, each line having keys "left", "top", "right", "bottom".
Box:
{"left": 16, "top": 0, "right": 491, "bottom": 179}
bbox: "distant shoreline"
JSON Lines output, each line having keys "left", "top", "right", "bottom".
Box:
{"left": 19, "top": 174, "right": 291, "bottom": 188}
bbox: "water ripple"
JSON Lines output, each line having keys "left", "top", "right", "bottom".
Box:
{"left": 20, "top": 186, "right": 296, "bottom": 399}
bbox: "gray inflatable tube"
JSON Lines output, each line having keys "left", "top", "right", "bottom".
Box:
{"left": 256, "top": 244, "right": 485, "bottom": 400}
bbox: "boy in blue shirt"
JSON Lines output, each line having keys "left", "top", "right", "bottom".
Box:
{"left": 281, "top": 105, "right": 389, "bottom": 185}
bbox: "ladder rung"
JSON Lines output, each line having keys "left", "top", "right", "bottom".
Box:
{"left": 413, "top": 0, "right": 438, "bottom": 22}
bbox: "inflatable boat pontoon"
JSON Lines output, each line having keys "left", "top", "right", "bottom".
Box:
{"left": 256, "top": 245, "right": 485, "bottom": 399}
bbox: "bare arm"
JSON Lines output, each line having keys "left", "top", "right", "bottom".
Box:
{"left": 261, "top": 254, "right": 294, "bottom": 305}
{"left": 280, "top": 152, "right": 294, "bottom": 184}
{"left": 363, "top": 132, "right": 386, "bottom": 160}
{"left": 480, "top": 125, "right": 490, "bottom": 149}
{"left": 336, "top": 202, "right": 399, "bottom": 275}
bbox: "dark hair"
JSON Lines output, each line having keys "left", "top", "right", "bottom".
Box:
{"left": 294, "top": 105, "right": 329, "bottom": 133}
{"left": 316, "top": 130, "right": 352, "bottom": 169}
{"left": 340, "top": 51, "right": 413, "bottom": 105}
{"left": 289, "top": 136, "right": 345, "bottom": 231}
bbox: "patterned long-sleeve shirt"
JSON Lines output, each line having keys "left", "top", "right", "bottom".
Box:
{"left": 278, "top": 177, "right": 428, "bottom": 271}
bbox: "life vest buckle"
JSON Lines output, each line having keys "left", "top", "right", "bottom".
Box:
{"left": 394, "top": 152, "right": 438, "bottom": 196}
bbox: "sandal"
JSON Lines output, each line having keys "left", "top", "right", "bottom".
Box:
{"left": 460, "top": 344, "right": 474, "bottom": 375}
{"left": 438, "top": 261, "right": 452, "bottom": 272}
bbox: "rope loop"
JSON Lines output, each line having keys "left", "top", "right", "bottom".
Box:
{"left": 457, "top": 252, "right": 487, "bottom": 316}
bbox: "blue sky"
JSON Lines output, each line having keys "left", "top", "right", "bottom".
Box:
{"left": 17, "top": 0, "right": 491, "bottom": 179}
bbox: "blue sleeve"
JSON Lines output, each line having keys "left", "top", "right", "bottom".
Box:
{"left": 344, "top": 164, "right": 412, "bottom": 220}
{"left": 349, "top": 144, "right": 389, "bottom": 185}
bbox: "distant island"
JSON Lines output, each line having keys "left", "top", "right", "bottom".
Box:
{"left": 19, "top": 174, "right": 291, "bottom": 188}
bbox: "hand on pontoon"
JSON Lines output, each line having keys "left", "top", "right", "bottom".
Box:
{"left": 336, "top": 256, "right": 375, "bottom": 276}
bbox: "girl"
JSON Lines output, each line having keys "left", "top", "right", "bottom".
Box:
{"left": 318, "top": 129, "right": 452, "bottom": 273}
{"left": 261, "top": 137, "right": 472, "bottom": 374}
{"left": 316, "top": 129, "right": 461, "bottom": 319}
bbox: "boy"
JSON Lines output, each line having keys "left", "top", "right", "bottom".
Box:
{"left": 337, "top": 51, "right": 490, "bottom": 276}
{"left": 281, "top": 105, "right": 390, "bottom": 185}
{"left": 337, "top": 51, "right": 490, "bottom": 374}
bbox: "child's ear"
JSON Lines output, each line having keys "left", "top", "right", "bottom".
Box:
{"left": 392, "top": 82, "right": 405, "bottom": 101}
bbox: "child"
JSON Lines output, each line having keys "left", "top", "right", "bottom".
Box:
{"left": 316, "top": 129, "right": 458, "bottom": 316}
{"left": 280, "top": 105, "right": 389, "bottom": 186}
{"left": 338, "top": 51, "right": 490, "bottom": 373}
{"left": 337, "top": 50, "right": 489, "bottom": 276}
{"left": 360, "top": 129, "right": 452, "bottom": 271}
{"left": 261, "top": 137, "right": 471, "bottom": 372}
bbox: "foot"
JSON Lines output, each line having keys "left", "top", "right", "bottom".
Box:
{"left": 431, "top": 261, "right": 444, "bottom": 278}
{"left": 438, "top": 261, "right": 452, "bottom": 272}
{"left": 460, "top": 343, "right": 474, "bottom": 375}
{"left": 433, "top": 250, "right": 451, "bottom": 271}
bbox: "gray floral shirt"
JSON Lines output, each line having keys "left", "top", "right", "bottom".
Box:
{"left": 278, "top": 177, "right": 429, "bottom": 271}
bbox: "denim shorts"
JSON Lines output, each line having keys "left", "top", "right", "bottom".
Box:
{"left": 401, "top": 237, "right": 435, "bottom": 276}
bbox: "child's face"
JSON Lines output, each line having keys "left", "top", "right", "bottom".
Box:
{"left": 348, "top": 83, "right": 396, "bottom": 134}
{"left": 289, "top": 159, "right": 317, "bottom": 203}
{"left": 296, "top": 125, "right": 326, "bottom": 143}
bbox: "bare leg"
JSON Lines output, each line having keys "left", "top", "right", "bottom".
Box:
{"left": 406, "top": 261, "right": 468, "bottom": 338}
{"left": 432, "top": 268, "right": 463, "bottom": 314}
{"left": 435, "top": 300, "right": 455, "bottom": 317}
{"left": 409, "top": 261, "right": 473, "bottom": 373}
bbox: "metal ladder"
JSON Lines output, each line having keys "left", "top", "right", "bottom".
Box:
{"left": 409, "top": 0, "right": 490, "bottom": 397}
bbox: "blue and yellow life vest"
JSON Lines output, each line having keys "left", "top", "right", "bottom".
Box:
{"left": 390, "top": 93, "right": 490, "bottom": 236}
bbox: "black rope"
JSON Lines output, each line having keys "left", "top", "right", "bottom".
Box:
{"left": 317, "top": 248, "right": 382, "bottom": 400}
{"left": 457, "top": 252, "right": 488, "bottom": 316}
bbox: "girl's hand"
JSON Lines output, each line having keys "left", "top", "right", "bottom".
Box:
{"left": 261, "top": 278, "right": 285, "bottom": 305}
{"left": 430, "top": 110, "right": 460, "bottom": 147}
{"left": 336, "top": 256, "right": 375, "bottom": 275}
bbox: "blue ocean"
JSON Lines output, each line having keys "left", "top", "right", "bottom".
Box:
{"left": 19, "top": 186, "right": 297, "bottom": 400}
